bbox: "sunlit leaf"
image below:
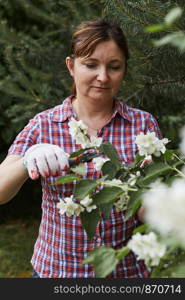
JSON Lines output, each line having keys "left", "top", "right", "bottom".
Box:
{"left": 71, "top": 164, "right": 86, "bottom": 176}
{"left": 154, "top": 32, "right": 185, "bottom": 53}
{"left": 164, "top": 7, "right": 183, "bottom": 26}
{"left": 144, "top": 24, "right": 166, "bottom": 33}
{"left": 83, "top": 246, "right": 118, "bottom": 277}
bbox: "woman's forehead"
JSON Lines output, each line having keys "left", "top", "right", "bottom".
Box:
{"left": 80, "top": 40, "right": 126, "bottom": 62}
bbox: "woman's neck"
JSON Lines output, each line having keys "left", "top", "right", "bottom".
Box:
{"left": 72, "top": 96, "right": 114, "bottom": 120}
{"left": 71, "top": 96, "right": 114, "bottom": 135}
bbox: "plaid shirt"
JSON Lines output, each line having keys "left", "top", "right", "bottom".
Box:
{"left": 8, "top": 96, "right": 162, "bottom": 278}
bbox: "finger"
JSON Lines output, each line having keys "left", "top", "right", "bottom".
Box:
{"left": 46, "top": 151, "right": 60, "bottom": 176}
{"left": 36, "top": 155, "right": 50, "bottom": 177}
{"left": 54, "top": 148, "right": 69, "bottom": 170}
{"left": 26, "top": 157, "right": 40, "bottom": 180}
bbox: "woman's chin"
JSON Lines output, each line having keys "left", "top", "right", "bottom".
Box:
{"left": 88, "top": 92, "right": 113, "bottom": 102}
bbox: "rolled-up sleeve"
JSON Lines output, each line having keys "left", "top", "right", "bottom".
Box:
{"left": 8, "top": 116, "right": 40, "bottom": 156}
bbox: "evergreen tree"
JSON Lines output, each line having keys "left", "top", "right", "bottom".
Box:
{"left": 0, "top": 0, "right": 103, "bottom": 220}
{"left": 102, "top": 0, "right": 185, "bottom": 147}
{"left": 0, "top": 0, "right": 103, "bottom": 156}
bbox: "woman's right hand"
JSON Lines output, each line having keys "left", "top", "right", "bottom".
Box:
{"left": 23, "top": 143, "right": 69, "bottom": 180}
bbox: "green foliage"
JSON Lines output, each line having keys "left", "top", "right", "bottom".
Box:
{"left": 80, "top": 209, "right": 100, "bottom": 240}
{"left": 0, "top": 0, "right": 103, "bottom": 221}
{"left": 151, "top": 248, "right": 185, "bottom": 278}
{"left": 53, "top": 132, "right": 185, "bottom": 276}
{"left": 83, "top": 246, "right": 119, "bottom": 277}
{"left": 102, "top": 0, "right": 185, "bottom": 147}
{"left": 0, "top": 0, "right": 103, "bottom": 152}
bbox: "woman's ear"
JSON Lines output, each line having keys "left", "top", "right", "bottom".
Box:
{"left": 66, "top": 56, "right": 74, "bottom": 77}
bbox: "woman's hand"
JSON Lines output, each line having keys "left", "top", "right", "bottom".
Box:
{"left": 23, "top": 143, "right": 69, "bottom": 180}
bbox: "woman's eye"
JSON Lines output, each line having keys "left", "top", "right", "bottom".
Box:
{"left": 85, "top": 64, "right": 97, "bottom": 69}
{"left": 109, "top": 65, "right": 121, "bottom": 70}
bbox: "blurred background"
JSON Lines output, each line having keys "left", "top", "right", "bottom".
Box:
{"left": 0, "top": 0, "right": 185, "bottom": 277}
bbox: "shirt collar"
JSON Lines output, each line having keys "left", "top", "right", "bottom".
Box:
{"left": 52, "top": 95, "right": 74, "bottom": 122}
{"left": 112, "top": 98, "right": 132, "bottom": 122}
{"left": 52, "top": 95, "right": 132, "bottom": 123}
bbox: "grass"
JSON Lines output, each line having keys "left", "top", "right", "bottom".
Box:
{"left": 0, "top": 218, "right": 40, "bottom": 278}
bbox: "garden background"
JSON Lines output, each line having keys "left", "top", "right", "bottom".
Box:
{"left": 0, "top": 0, "right": 185, "bottom": 277}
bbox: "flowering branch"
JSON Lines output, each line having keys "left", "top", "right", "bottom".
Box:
{"left": 53, "top": 117, "right": 185, "bottom": 277}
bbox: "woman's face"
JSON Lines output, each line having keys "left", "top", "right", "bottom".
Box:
{"left": 66, "top": 40, "right": 126, "bottom": 103}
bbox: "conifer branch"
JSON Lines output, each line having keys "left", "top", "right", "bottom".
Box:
{"left": 148, "top": 77, "right": 185, "bottom": 86}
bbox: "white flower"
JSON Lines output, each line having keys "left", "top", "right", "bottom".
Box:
{"left": 57, "top": 195, "right": 84, "bottom": 217}
{"left": 154, "top": 138, "right": 169, "bottom": 156}
{"left": 93, "top": 157, "right": 110, "bottom": 171}
{"left": 127, "top": 232, "right": 166, "bottom": 266}
{"left": 80, "top": 195, "right": 97, "bottom": 212}
{"left": 68, "top": 118, "right": 103, "bottom": 148}
{"left": 68, "top": 118, "right": 90, "bottom": 148}
{"left": 115, "top": 193, "right": 129, "bottom": 212}
{"left": 127, "top": 171, "right": 141, "bottom": 186}
{"left": 90, "top": 136, "right": 103, "bottom": 147}
{"left": 143, "top": 179, "right": 185, "bottom": 243}
{"left": 68, "top": 118, "right": 88, "bottom": 136}
{"left": 135, "top": 131, "right": 169, "bottom": 157}
{"left": 74, "top": 204, "right": 85, "bottom": 216}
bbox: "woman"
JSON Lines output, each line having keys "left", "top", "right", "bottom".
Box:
{"left": 0, "top": 18, "right": 161, "bottom": 277}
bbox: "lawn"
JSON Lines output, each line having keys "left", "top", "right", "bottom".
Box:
{"left": 0, "top": 218, "right": 40, "bottom": 278}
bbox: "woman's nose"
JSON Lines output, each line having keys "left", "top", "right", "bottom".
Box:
{"left": 96, "top": 67, "right": 109, "bottom": 83}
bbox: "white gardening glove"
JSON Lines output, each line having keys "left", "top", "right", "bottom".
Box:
{"left": 23, "top": 143, "right": 69, "bottom": 180}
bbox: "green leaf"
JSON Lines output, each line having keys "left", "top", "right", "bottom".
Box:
{"left": 125, "top": 190, "right": 143, "bottom": 220}
{"left": 133, "top": 224, "right": 149, "bottom": 234}
{"left": 139, "top": 158, "right": 185, "bottom": 186}
{"left": 92, "top": 186, "right": 123, "bottom": 205}
{"left": 154, "top": 32, "right": 185, "bottom": 53}
{"left": 83, "top": 246, "right": 118, "bottom": 277}
{"left": 164, "top": 7, "right": 183, "bottom": 26}
{"left": 163, "top": 149, "right": 177, "bottom": 162}
{"left": 73, "top": 179, "right": 97, "bottom": 199}
{"left": 99, "top": 202, "right": 114, "bottom": 219}
{"left": 134, "top": 152, "right": 145, "bottom": 165}
{"left": 71, "top": 164, "right": 86, "bottom": 176}
{"left": 116, "top": 247, "right": 130, "bottom": 261}
{"left": 144, "top": 24, "right": 166, "bottom": 33}
{"left": 69, "top": 148, "right": 88, "bottom": 158}
{"left": 69, "top": 150, "right": 100, "bottom": 162}
{"left": 101, "top": 160, "right": 118, "bottom": 180}
{"left": 53, "top": 174, "right": 81, "bottom": 185}
{"left": 151, "top": 249, "right": 185, "bottom": 278}
{"left": 80, "top": 209, "right": 100, "bottom": 240}
{"left": 140, "top": 161, "right": 169, "bottom": 185}
{"left": 78, "top": 152, "right": 101, "bottom": 163}
{"left": 100, "top": 142, "right": 121, "bottom": 168}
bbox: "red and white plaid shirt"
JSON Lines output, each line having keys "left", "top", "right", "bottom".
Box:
{"left": 8, "top": 96, "right": 162, "bottom": 278}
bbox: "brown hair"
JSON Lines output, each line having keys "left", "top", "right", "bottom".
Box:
{"left": 69, "top": 18, "right": 130, "bottom": 94}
